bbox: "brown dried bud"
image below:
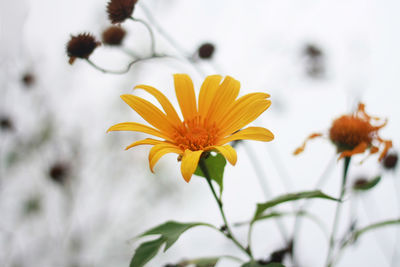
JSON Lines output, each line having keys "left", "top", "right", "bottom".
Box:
{"left": 0, "top": 116, "right": 13, "bottom": 131}
{"left": 102, "top": 26, "right": 126, "bottom": 46}
{"left": 107, "top": 0, "right": 137, "bottom": 24}
{"left": 304, "top": 44, "right": 323, "bottom": 58}
{"left": 198, "top": 43, "right": 215, "bottom": 59}
{"left": 66, "top": 33, "right": 100, "bottom": 64}
{"left": 21, "top": 73, "right": 35, "bottom": 87}
{"left": 353, "top": 178, "right": 369, "bottom": 189}
{"left": 383, "top": 152, "right": 398, "bottom": 170}
{"left": 49, "top": 162, "right": 70, "bottom": 184}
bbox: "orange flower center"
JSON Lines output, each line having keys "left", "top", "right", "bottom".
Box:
{"left": 173, "top": 116, "right": 219, "bottom": 151}
{"left": 329, "top": 115, "right": 374, "bottom": 150}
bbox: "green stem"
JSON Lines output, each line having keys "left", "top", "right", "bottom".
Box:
{"left": 130, "top": 17, "right": 156, "bottom": 56}
{"left": 325, "top": 156, "right": 351, "bottom": 267}
{"left": 198, "top": 158, "right": 253, "bottom": 260}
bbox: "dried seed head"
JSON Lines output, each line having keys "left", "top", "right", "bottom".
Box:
{"left": 353, "top": 178, "right": 369, "bottom": 190}
{"left": 107, "top": 0, "right": 137, "bottom": 24}
{"left": 102, "top": 26, "right": 126, "bottom": 46}
{"left": 304, "top": 44, "right": 323, "bottom": 58}
{"left": 383, "top": 152, "right": 398, "bottom": 170}
{"left": 0, "top": 116, "right": 13, "bottom": 131}
{"left": 66, "top": 33, "right": 100, "bottom": 64}
{"left": 198, "top": 43, "right": 215, "bottom": 59}
{"left": 21, "top": 73, "right": 35, "bottom": 87}
{"left": 49, "top": 162, "right": 70, "bottom": 184}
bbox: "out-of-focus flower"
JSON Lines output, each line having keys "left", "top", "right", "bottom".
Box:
{"left": 108, "top": 74, "right": 274, "bottom": 182}
{"left": 294, "top": 103, "right": 392, "bottom": 161}
{"left": 0, "top": 116, "right": 13, "bottom": 131}
{"left": 102, "top": 26, "right": 126, "bottom": 46}
{"left": 21, "top": 72, "right": 35, "bottom": 87}
{"left": 66, "top": 33, "right": 101, "bottom": 65}
{"left": 107, "top": 0, "right": 137, "bottom": 24}
{"left": 198, "top": 43, "right": 215, "bottom": 59}
{"left": 49, "top": 162, "right": 70, "bottom": 184}
{"left": 303, "top": 43, "right": 325, "bottom": 78}
{"left": 382, "top": 152, "right": 398, "bottom": 170}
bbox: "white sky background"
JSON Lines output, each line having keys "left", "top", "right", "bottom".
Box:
{"left": 1, "top": 0, "right": 400, "bottom": 267}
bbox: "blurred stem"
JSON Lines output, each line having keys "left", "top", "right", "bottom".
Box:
{"left": 292, "top": 154, "right": 336, "bottom": 265}
{"left": 198, "top": 158, "right": 253, "bottom": 260}
{"left": 138, "top": 3, "right": 206, "bottom": 76}
{"left": 326, "top": 156, "right": 351, "bottom": 267}
{"left": 242, "top": 143, "right": 290, "bottom": 244}
{"left": 85, "top": 56, "right": 167, "bottom": 75}
{"left": 130, "top": 17, "right": 156, "bottom": 56}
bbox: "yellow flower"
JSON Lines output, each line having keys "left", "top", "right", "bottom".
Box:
{"left": 108, "top": 74, "right": 274, "bottom": 182}
{"left": 294, "top": 103, "right": 392, "bottom": 161}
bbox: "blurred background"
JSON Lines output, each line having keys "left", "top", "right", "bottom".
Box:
{"left": 0, "top": 0, "right": 399, "bottom": 266}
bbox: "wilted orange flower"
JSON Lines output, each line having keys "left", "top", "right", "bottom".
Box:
{"left": 294, "top": 103, "right": 392, "bottom": 161}
{"left": 108, "top": 74, "right": 274, "bottom": 182}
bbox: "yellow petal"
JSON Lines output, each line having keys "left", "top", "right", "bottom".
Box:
{"left": 107, "top": 122, "right": 171, "bottom": 140}
{"left": 125, "top": 138, "right": 165, "bottom": 150}
{"left": 198, "top": 75, "right": 222, "bottom": 118}
{"left": 219, "top": 99, "right": 271, "bottom": 137}
{"left": 220, "top": 127, "right": 274, "bottom": 144}
{"left": 206, "top": 76, "right": 240, "bottom": 124}
{"left": 180, "top": 149, "right": 203, "bottom": 182}
{"left": 121, "top": 94, "right": 175, "bottom": 134}
{"left": 219, "top": 92, "right": 270, "bottom": 130}
{"left": 174, "top": 74, "right": 197, "bottom": 121}
{"left": 148, "top": 143, "right": 182, "bottom": 173}
{"left": 134, "top": 84, "right": 182, "bottom": 127}
{"left": 206, "top": 145, "right": 237, "bottom": 165}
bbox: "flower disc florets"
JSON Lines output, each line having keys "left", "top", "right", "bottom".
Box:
{"left": 107, "top": 0, "right": 137, "bottom": 24}
{"left": 294, "top": 103, "right": 392, "bottom": 161}
{"left": 66, "top": 33, "right": 100, "bottom": 64}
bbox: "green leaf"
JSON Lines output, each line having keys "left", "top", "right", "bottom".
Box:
{"left": 342, "top": 218, "right": 400, "bottom": 248}
{"left": 130, "top": 237, "right": 165, "bottom": 267}
{"left": 353, "top": 176, "right": 381, "bottom": 191}
{"left": 131, "top": 221, "right": 216, "bottom": 267}
{"left": 140, "top": 221, "right": 210, "bottom": 251}
{"left": 241, "top": 261, "right": 285, "bottom": 267}
{"left": 195, "top": 153, "right": 226, "bottom": 194}
{"left": 253, "top": 190, "right": 339, "bottom": 220}
{"left": 354, "top": 219, "right": 400, "bottom": 242}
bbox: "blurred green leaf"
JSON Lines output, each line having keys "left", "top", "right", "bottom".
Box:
{"left": 131, "top": 221, "right": 216, "bottom": 267}
{"left": 195, "top": 153, "right": 226, "bottom": 194}
{"left": 130, "top": 237, "right": 165, "bottom": 267}
{"left": 353, "top": 219, "right": 400, "bottom": 242}
{"left": 241, "top": 261, "right": 285, "bottom": 267}
{"left": 353, "top": 176, "right": 381, "bottom": 191}
{"left": 253, "top": 190, "right": 338, "bottom": 220}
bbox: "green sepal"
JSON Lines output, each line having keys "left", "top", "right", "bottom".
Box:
{"left": 195, "top": 153, "right": 226, "bottom": 194}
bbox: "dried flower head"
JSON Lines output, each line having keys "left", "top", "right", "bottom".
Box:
{"left": 304, "top": 44, "right": 323, "bottom": 59}
{"left": 383, "top": 152, "right": 398, "bottom": 170}
{"left": 49, "top": 162, "right": 70, "bottom": 184}
{"left": 108, "top": 74, "right": 274, "bottom": 182}
{"left": 66, "top": 33, "right": 100, "bottom": 65}
{"left": 0, "top": 116, "right": 13, "bottom": 131}
{"left": 198, "top": 43, "right": 215, "bottom": 59}
{"left": 294, "top": 103, "right": 392, "bottom": 161}
{"left": 21, "top": 73, "right": 35, "bottom": 87}
{"left": 107, "top": 0, "right": 137, "bottom": 24}
{"left": 102, "top": 26, "right": 126, "bottom": 46}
